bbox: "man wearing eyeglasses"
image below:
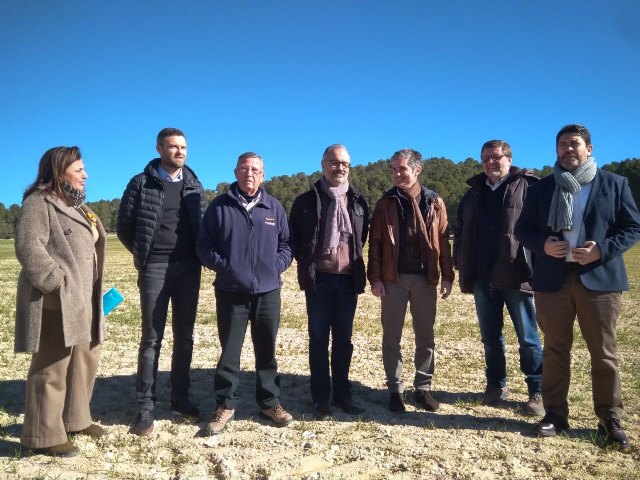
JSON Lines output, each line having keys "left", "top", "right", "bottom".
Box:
{"left": 196, "top": 152, "right": 293, "bottom": 434}
{"left": 453, "top": 140, "right": 543, "bottom": 416}
{"left": 368, "top": 149, "right": 454, "bottom": 413}
{"left": 289, "top": 144, "right": 369, "bottom": 420}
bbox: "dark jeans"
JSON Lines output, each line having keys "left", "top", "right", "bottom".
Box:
{"left": 214, "top": 288, "right": 282, "bottom": 410}
{"left": 136, "top": 260, "right": 201, "bottom": 410}
{"left": 473, "top": 277, "right": 543, "bottom": 393}
{"left": 305, "top": 272, "right": 358, "bottom": 404}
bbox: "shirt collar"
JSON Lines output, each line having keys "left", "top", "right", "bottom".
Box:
{"left": 157, "top": 164, "right": 183, "bottom": 182}
{"left": 486, "top": 173, "right": 510, "bottom": 191}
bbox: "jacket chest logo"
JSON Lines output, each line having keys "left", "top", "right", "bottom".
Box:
{"left": 265, "top": 217, "right": 276, "bottom": 226}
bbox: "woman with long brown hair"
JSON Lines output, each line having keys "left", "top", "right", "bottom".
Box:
{"left": 15, "top": 146, "right": 107, "bottom": 457}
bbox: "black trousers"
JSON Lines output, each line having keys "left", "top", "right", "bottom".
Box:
{"left": 213, "top": 288, "right": 281, "bottom": 410}
{"left": 136, "top": 260, "right": 201, "bottom": 410}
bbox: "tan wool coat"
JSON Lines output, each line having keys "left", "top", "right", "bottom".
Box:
{"left": 14, "top": 192, "right": 106, "bottom": 353}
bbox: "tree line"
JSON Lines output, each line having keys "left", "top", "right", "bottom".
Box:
{"left": 1, "top": 157, "right": 638, "bottom": 238}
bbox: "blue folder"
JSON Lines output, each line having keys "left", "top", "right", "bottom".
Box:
{"left": 103, "top": 287, "right": 124, "bottom": 315}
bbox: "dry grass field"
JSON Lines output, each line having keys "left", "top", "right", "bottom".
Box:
{"left": 0, "top": 237, "right": 639, "bottom": 479}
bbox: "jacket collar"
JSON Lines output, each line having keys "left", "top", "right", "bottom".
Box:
{"left": 466, "top": 166, "right": 529, "bottom": 188}
{"left": 145, "top": 158, "right": 200, "bottom": 186}
{"left": 384, "top": 184, "right": 435, "bottom": 200}
{"left": 44, "top": 194, "right": 91, "bottom": 231}
{"left": 227, "top": 182, "right": 271, "bottom": 209}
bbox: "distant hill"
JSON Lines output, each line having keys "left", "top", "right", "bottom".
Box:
{"left": 1, "top": 157, "right": 638, "bottom": 238}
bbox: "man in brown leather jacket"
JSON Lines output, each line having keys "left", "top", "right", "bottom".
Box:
{"left": 368, "top": 148, "right": 454, "bottom": 412}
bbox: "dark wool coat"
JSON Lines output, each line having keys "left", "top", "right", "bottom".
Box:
{"left": 289, "top": 180, "right": 369, "bottom": 293}
{"left": 116, "top": 158, "right": 205, "bottom": 271}
{"left": 453, "top": 167, "right": 537, "bottom": 294}
{"left": 14, "top": 192, "right": 106, "bottom": 353}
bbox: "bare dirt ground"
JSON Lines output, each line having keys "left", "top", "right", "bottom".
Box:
{"left": 1, "top": 239, "right": 639, "bottom": 479}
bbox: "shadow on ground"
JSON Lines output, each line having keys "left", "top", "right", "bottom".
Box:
{"left": 1, "top": 369, "right": 604, "bottom": 458}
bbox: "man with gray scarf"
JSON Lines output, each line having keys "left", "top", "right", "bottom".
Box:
{"left": 290, "top": 144, "right": 369, "bottom": 420}
{"left": 516, "top": 124, "right": 640, "bottom": 449}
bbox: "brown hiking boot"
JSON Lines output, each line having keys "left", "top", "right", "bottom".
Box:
{"left": 206, "top": 404, "right": 235, "bottom": 435}
{"left": 260, "top": 404, "right": 293, "bottom": 426}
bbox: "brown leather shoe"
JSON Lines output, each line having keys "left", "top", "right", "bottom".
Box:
{"left": 598, "top": 418, "right": 629, "bottom": 450}
{"left": 29, "top": 442, "right": 80, "bottom": 458}
{"left": 260, "top": 404, "right": 293, "bottom": 426}
{"left": 69, "top": 424, "right": 107, "bottom": 438}
{"left": 206, "top": 404, "right": 235, "bottom": 435}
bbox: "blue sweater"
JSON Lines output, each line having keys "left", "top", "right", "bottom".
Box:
{"left": 196, "top": 183, "right": 293, "bottom": 294}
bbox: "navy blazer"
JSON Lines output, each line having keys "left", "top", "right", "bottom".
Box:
{"left": 515, "top": 169, "right": 640, "bottom": 292}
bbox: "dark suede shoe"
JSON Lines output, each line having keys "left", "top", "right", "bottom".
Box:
{"left": 524, "top": 393, "right": 545, "bottom": 417}
{"left": 69, "top": 424, "right": 107, "bottom": 438}
{"left": 533, "top": 412, "right": 569, "bottom": 437}
{"left": 30, "top": 442, "right": 80, "bottom": 458}
{"left": 334, "top": 398, "right": 364, "bottom": 415}
{"left": 389, "top": 392, "right": 406, "bottom": 412}
{"left": 415, "top": 390, "right": 440, "bottom": 412}
{"left": 314, "top": 402, "right": 332, "bottom": 421}
{"left": 131, "top": 408, "right": 154, "bottom": 436}
{"left": 171, "top": 398, "right": 200, "bottom": 421}
{"left": 482, "top": 386, "right": 510, "bottom": 405}
{"left": 598, "top": 418, "right": 629, "bottom": 450}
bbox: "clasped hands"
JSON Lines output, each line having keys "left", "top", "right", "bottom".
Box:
{"left": 544, "top": 236, "right": 602, "bottom": 265}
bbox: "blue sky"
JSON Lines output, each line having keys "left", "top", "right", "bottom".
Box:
{"left": 2, "top": 0, "right": 639, "bottom": 206}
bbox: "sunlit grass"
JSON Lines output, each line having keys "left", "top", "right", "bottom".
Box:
{"left": 0, "top": 238, "right": 639, "bottom": 479}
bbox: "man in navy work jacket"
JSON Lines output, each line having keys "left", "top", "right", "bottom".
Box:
{"left": 117, "top": 128, "right": 205, "bottom": 436}
{"left": 515, "top": 124, "right": 640, "bottom": 449}
{"left": 197, "top": 152, "right": 293, "bottom": 435}
{"left": 289, "top": 144, "right": 369, "bottom": 420}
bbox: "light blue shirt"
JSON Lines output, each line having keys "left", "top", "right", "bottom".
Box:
{"left": 157, "top": 164, "right": 183, "bottom": 182}
{"left": 564, "top": 181, "right": 593, "bottom": 261}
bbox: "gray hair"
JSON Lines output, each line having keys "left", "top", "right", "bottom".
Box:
{"left": 236, "top": 151, "right": 263, "bottom": 168}
{"left": 391, "top": 148, "right": 423, "bottom": 171}
{"left": 322, "top": 144, "right": 349, "bottom": 161}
